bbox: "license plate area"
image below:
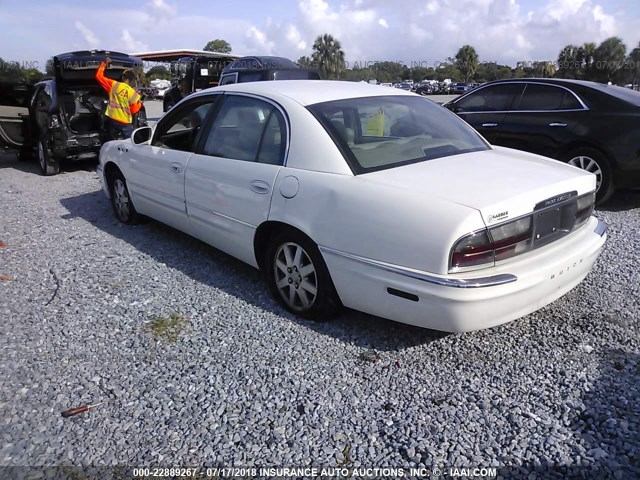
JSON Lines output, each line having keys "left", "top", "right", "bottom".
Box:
{"left": 533, "top": 200, "right": 577, "bottom": 248}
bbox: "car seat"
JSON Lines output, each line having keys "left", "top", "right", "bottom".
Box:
{"left": 330, "top": 119, "right": 355, "bottom": 144}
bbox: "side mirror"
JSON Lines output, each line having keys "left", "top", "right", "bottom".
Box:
{"left": 131, "top": 126, "right": 152, "bottom": 145}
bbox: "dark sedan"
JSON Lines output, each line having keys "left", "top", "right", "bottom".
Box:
{"left": 444, "top": 78, "right": 640, "bottom": 202}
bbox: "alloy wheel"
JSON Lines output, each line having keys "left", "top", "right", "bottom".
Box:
{"left": 273, "top": 242, "right": 318, "bottom": 312}
{"left": 38, "top": 142, "right": 45, "bottom": 171}
{"left": 113, "top": 179, "right": 131, "bottom": 221}
{"left": 568, "top": 155, "right": 602, "bottom": 192}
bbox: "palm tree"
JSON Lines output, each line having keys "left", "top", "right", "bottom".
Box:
{"left": 311, "top": 34, "right": 346, "bottom": 79}
{"left": 628, "top": 42, "right": 640, "bottom": 89}
{"left": 581, "top": 42, "right": 596, "bottom": 69}
{"left": 557, "top": 44, "right": 580, "bottom": 78}
{"left": 455, "top": 45, "right": 479, "bottom": 82}
{"left": 297, "top": 56, "right": 314, "bottom": 69}
{"left": 593, "top": 37, "right": 626, "bottom": 82}
{"left": 534, "top": 61, "right": 556, "bottom": 78}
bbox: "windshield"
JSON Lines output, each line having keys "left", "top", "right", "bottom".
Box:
{"left": 308, "top": 95, "right": 490, "bottom": 174}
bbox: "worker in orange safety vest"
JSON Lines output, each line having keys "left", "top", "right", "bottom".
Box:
{"left": 95, "top": 57, "right": 143, "bottom": 140}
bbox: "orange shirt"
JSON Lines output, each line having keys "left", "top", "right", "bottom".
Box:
{"left": 96, "top": 62, "right": 142, "bottom": 123}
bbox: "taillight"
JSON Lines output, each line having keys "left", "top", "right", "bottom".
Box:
{"left": 449, "top": 191, "right": 595, "bottom": 272}
{"left": 451, "top": 217, "right": 533, "bottom": 271}
{"left": 490, "top": 217, "right": 532, "bottom": 262}
{"left": 575, "top": 192, "right": 595, "bottom": 229}
{"left": 450, "top": 230, "right": 494, "bottom": 269}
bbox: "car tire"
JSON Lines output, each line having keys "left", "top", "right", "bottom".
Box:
{"left": 109, "top": 171, "right": 140, "bottom": 224}
{"left": 264, "top": 229, "right": 341, "bottom": 321}
{"left": 564, "top": 147, "right": 614, "bottom": 204}
{"left": 37, "top": 139, "right": 60, "bottom": 176}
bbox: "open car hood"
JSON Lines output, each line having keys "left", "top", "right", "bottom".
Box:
{"left": 54, "top": 50, "right": 143, "bottom": 84}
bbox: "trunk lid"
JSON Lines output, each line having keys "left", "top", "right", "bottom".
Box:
{"left": 362, "top": 146, "right": 596, "bottom": 226}
{"left": 54, "top": 50, "right": 142, "bottom": 84}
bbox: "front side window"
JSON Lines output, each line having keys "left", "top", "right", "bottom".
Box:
{"left": 309, "top": 95, "right": 490, "bottom": 173}
{"left": 153, "top": 98, "right": 217, "bottom": 152}
{"left": 454, "top": 83, "right": 525, "bottom": 112}
{"left": 202, "top": 95, "right": 285, "bottom": 165}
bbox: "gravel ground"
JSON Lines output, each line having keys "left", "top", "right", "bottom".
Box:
{"left": 0, "top": 152, "right": 639, "bottom": 478}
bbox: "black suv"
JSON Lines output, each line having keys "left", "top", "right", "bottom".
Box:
{"left": 29, "top": 50, "right": 146, "bottom": 175}
{"left": 218, "top": 56, "right": 321, "bottom": 85}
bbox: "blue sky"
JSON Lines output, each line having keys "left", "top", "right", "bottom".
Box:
{"left": 1, "top": 0, "right": 639, "bottom": 71}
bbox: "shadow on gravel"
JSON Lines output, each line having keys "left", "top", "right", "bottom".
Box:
{"left": 60, "top": 190, "right": 448, "bottom": 351}
{"left": 598, "top": 188, "right": 640, "bottom": 212}
{"left": 0, "top": 150, "right": 98, "bottom": 175}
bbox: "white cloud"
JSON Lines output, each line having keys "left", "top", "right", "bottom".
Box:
{"left": 74, "top": 21, "right": 100, "bottom": 49}
{"left": 146, "top": 0, "right": 176, "bottom": 21}
{"left": 121, "top": 29, "right": 149, "bottom": 52}
{"left": 245, "top": 26, "right": 276, "bottom": 55}
{"left": 286, "top": 25, "right": 307, "bottom": 50}
{"left": 1, "top": 0, "right": 639, "bottom": 74}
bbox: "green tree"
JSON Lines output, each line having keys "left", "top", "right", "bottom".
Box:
{"left": 593, "top": 37, "right": 626, "bottom": 82}
{"left": 45, "top": 58, "right": 55, "bottom": 77}
{"left": 297, "top": 56, "right": 315, "bottom": 69}
{"left": 580, "top": 42, "right": 596, "bottom": 79}
{"left": 203, "top": 39, "right": 232, "bottom": 54}
{"left": 557, "top": 44, "right": 581, "bottom": 78}
{"left": 145, "top": 65, "right": 171, "bottom": 80}
{"left": 311, "top": 33, "right": 346, "bottom": 79}
{"left": 627, "top": 42, "right": 640, "bottom": 87}
{"left": 455, "top": 45, "right": 479, "bottom": 82}
{"left": 533, "top": 61, "right": 556, "bottom": 78}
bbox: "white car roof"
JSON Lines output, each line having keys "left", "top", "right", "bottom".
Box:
{"left": 198, "top": 80, "right": 417, "bottom": 106}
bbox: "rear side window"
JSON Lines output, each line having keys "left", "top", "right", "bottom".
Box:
{"left": 202, "top": 95, "right": 286, "bottom": 165}
{"left": 516, "top": 84, "right": 583, "bottom": 111}
{"left": 454, "top": 83, "right": 525, "bottom": 112}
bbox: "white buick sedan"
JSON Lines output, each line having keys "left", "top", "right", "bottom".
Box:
{"left": 97, "top": 80, "right": 607, "bottom": 332}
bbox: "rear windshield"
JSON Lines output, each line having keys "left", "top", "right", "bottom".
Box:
{"left": 308, "top": 95, "right": 490, "bottom": 173}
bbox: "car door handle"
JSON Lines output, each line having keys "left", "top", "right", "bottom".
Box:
{"left": 250, "top": 180, "right": 270, "bottom": 194}
{"left": 170, "top": 163, "right": 183, "bottom": 173}
{"left": 481, "top": 123, "right": 498, "bottom": 127}
{"left": 549, "top": 122, "right": 567, "bottom": 127}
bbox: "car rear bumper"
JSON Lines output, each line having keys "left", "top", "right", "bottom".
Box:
{"left": 320, "top": 217, "right": 607, "bottom": 332}
{"left": 51, "top": 131, "right": 102, "bottom": 160}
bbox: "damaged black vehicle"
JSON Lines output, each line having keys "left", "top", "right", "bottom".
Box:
{"left": 29, "top": 50, "right": 147, "bottom": 175}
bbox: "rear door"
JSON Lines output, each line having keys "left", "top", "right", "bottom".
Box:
{"left": 496, "top": 83, "right": 586, "bottom": 157}
{"left": 450, "top": 83, "right": 525, "bottom": 144}
{"left": 185, "top": 94, "right": 287, "bottom": 266}
{"left": 123, "top": 95, "right": 219, "bottom": 231}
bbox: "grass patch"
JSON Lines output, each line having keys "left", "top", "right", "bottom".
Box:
{"left": 146, "top": 312, "right": 188, "bottom": 342}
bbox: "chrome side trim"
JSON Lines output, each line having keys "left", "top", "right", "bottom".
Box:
{"left": 319, "top": 246, "right": 518, "bottom": 289}
{"left": 594, "top": 219, "right": 607, "bottom": 237}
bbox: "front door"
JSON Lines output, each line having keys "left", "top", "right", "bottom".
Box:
{"left": 0, "top": 81, "right": 33, "bottom": 150}
{"left": 185, "top": 94, "right": 287, "bottom": 267}
{"left": 124, "top": 96, "right": 218, "bottom": 232}
{"left": 452, "top": 83, "right": 525, "bottom": 145}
